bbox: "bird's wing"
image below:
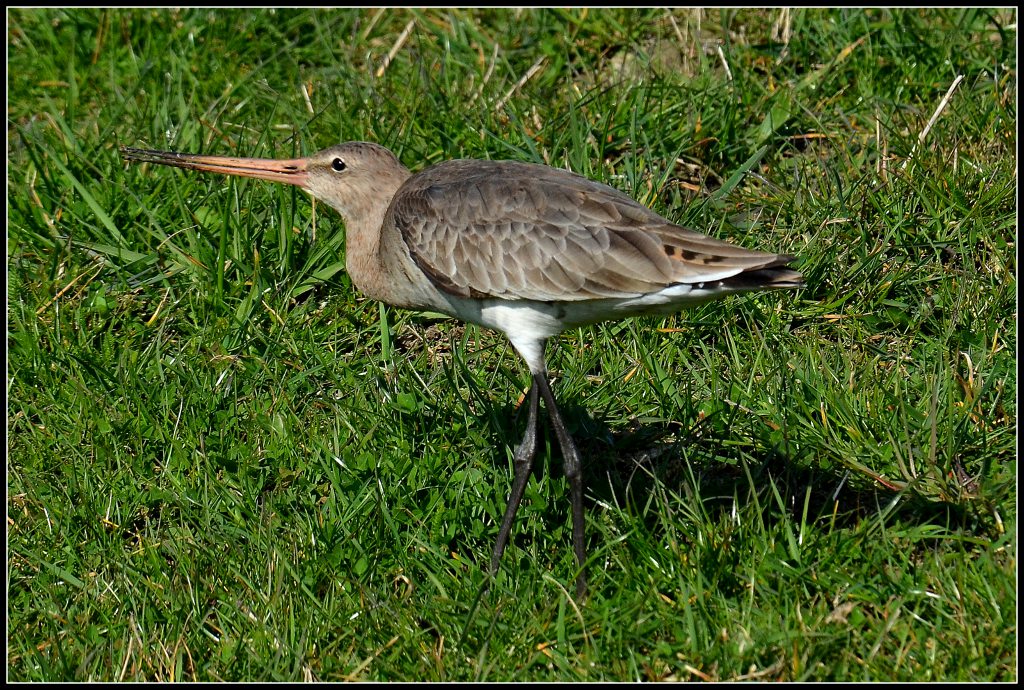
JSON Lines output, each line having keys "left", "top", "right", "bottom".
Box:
{"left": 389, "top": 159, "right": 793, "bottom": 302}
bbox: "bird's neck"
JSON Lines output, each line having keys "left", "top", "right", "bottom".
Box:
{"left": 341, "top": 176, "right": 446, "bottom": 310}
{"left": 343, "top": 197, "right": 395, "bottom": 299}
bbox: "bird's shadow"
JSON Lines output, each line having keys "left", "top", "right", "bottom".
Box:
{"left": 477, "top": 390, "right": 982, "bottom": 575}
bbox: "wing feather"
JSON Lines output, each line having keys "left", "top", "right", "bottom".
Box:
{"left": 388, "top": 159, "right": 795, "bottom": 301}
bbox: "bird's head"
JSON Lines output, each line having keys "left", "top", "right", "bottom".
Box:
{"left": 121, "top": 141, "right": 411, "bottom": 223}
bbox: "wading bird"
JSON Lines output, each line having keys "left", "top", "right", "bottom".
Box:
{"left": 121, "top": 141, "right": 802, "bottom": 597}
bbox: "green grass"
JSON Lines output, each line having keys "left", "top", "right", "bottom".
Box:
{"left": 7, "top": 7, "right": 1016, "bottom": 681}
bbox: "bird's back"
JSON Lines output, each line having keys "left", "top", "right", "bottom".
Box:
{"left": 386, "top": 158, "right": 801, "bottom": 306}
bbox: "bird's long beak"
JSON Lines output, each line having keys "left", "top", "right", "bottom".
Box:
{"left": 120, "top": 147, "right": 309, "bottom": 188}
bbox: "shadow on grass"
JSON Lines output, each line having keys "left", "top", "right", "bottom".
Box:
{"left": 477, "top": 392, "right": 995, "bottom": 560}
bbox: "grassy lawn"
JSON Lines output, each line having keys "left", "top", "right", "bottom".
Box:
{"left": 7, "top": 7, "right": 1015, "bottom": 681}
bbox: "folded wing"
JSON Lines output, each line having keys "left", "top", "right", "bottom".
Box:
{"left": 389, "top": 159, "right": 799, "bottom": 302}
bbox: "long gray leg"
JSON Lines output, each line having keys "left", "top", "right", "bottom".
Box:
{"left": 490, "top": 377, "right": 540, "bottom": 574}
{"left": 534, "top": 373, "right": 587, "bottom": 598}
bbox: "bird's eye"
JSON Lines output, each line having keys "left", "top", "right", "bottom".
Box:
{"left": 332, "top": 158, "right": 347, "bottom": 172}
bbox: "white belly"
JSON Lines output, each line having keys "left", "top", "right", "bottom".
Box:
{"left": 437, "top": 282, "right": 737, "bottom": 373}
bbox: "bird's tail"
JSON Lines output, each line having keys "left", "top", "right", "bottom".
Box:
{"left": 726, "top": 256, "right": 804, "bottom": 290}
